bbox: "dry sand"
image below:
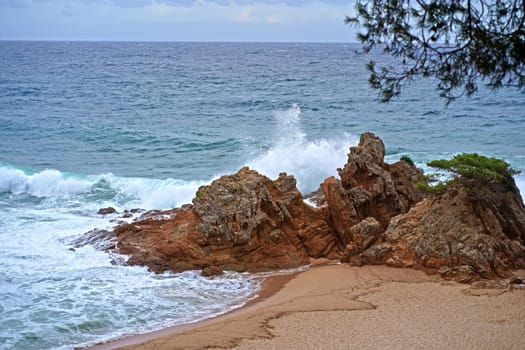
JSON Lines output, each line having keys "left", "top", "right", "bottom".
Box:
{"left": 91, "top": 264, "right": 525, "bottom": 350}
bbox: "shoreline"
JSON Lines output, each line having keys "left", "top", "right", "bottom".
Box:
{"left": 88, "top": 264, "right": 525, "bottom": 350}
{"left": 86, "top": 265, "right": 305, "bottom": 350}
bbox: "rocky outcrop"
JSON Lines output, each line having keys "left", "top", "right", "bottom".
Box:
{"left": 114, "top": 167, "right": 339, "bottom": 274}
{"left": 349, "top": 178, "right": 525, "bottom": 282}
{"left": 80, "top": 132, "right": 525, "bottom": 283}
{"left": 322, "top": 132, "right": 422, "bottom": 252}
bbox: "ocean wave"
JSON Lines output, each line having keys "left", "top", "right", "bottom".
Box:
{"left": 0, "top": 167, "right": 93, "bottom": 197}
{"left": 0, "top": 165, "right": 206, "bottom": 210}
{"left": 246, "top": 104, "right": 357, "bottom": 193}
{"left": 97, "top": 174, "right": 205, "bottom": 209}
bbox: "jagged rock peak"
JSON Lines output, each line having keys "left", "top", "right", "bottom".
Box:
{"left": 322, "top": 131, "right": 422, "bottom": 249}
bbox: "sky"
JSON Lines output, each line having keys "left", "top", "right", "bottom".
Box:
{"left": 0, "top": 0, "right": 358, "bottom": 42}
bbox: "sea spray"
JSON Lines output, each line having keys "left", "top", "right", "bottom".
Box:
{"left": 247, "top": 105, "right": 357, "bottom": 193}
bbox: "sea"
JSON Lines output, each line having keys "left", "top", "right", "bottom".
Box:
{"left": 0, "top": 41, "right": 524, "bottom": 350}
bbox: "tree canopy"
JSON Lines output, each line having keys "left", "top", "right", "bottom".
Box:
{"left": 347, "top": 0, "right": 525, "bottom": 101}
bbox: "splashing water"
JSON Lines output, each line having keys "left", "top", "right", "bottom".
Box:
{"left": 248, "top": 105, "right": 357, "bottom": 193}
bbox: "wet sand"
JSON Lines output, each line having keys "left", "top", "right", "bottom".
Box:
{"left": 91, "top": 264, "right": 525, "bottom": 350}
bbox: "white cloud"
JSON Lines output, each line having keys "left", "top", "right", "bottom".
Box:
{"left": 138, "top": 0, "right": 351, "bottom": 24}
{"left": 0, "top": 0, "right": 355, "bottom": 41}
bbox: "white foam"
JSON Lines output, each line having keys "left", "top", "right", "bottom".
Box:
{"left": 0, "top": 167, "right": 93, "bottom": 197}
{"left": 0, "top": 165, "right": 208, "bottom": 210}
{"left": 247, "top": 104, "right": 356, "bottom": 193}
{"left": 102, "top": 174, "right": 206, "bottom": 210}
{"left": 516, "top": 175, "right": 525, "bottom": 199}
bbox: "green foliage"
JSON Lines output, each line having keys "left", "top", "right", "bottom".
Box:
{"left": 427, "top": 153, "right": 520, "bottom": 182}
{"left": 415, "top": 153, "right": 519, "bottom": 193}
{"left": 415, "top": 174, "right": 450, "bottom": 193}
{"left": 400, "top": 154, "right": 415, "bottom": 166}
{"left": 346, "top": 0, "right": 525, "bottom": 102}
{"left": 416, "top": 180, "right": 449, "bottom": 193}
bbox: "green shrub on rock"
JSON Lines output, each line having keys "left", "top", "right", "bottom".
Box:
{"left": 417, "top": 153, "right": 519, "bottom": 193}
{"left": 428, "top": 153, "right": 519, "bottom": 183}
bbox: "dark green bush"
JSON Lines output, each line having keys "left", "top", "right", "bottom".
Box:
{"left": 400, "top": 155, "right": 415, "bottom": 166}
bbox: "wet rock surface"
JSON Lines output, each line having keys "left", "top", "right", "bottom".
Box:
{"left": 69, "top": 228, "right": 116, "bottom": 251}
{"left": 98, "top": 207, "right": 117, "bottom": 215}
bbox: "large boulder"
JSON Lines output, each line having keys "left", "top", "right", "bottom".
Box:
{"left": 321, "top": 132, "right": 422, "bottom": 251}
{"left": 114, "top": 167, "right": 339, "bottom": 273}
{"left": 350, "top": 177, "right": 525, "bottom": 282}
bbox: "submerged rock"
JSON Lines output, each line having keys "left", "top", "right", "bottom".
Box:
{"left": 69, "top": 228, "right": 116, "bottom": 251}
{"left": 98, "top": 207, "right": 117, "bottom": 215}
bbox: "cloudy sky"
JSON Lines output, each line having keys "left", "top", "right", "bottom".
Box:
{"left": 0, "top": 0, "right": 357, "bottom": 42}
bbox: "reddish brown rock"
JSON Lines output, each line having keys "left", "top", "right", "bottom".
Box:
{"left": 114, "top": 207, "right": 203, "bottom": 273}
{"left": 113, "top": 167, "right": 340, "bottom": 274}
{"left": 353, "top": 177, "right": 525, "bottom": 282}
{"left": 87, "top": 133, "right": 424, "bottom": 275}
{"left": 201, "top": 266, "right": 224, "bottom": 277}
{"left": 341, "top": 217, "right": 382, "bottom": 261}
{"left": 321, "top": 132, "right": 422, "bottom": 251}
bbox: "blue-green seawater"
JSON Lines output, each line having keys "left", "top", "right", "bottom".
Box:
{"left": 0, "top": 41, "right": 524, "bottom": 349}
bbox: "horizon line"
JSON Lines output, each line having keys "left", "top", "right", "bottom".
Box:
{"left": 0, "top": 39, "right": 360, "bottom": 44}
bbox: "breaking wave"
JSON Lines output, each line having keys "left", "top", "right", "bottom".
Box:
{"left": 247, "top": 104, "right": 357, "bottom": 193}
{"left": 0, "top": 105, "right": 357, "bottom": 209}
{"left": 0, "top": 165, "right": 205, "bottom": 210}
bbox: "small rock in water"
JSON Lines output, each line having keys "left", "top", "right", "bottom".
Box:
{"left": 110, "top": 255, "right": 127, "bottom": 266}
{"left": 121, "top": 211, "right": 133, "bottom": 218}
{"left": 201, "top": 266, "right": 224, "bottom": 277}
{"left": 98, "top": 207, "right": 117, "bottom": 215}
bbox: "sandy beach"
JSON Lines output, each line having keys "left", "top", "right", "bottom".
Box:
{"left": 90, "top": 263, "right": 525, "bottom": 350}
